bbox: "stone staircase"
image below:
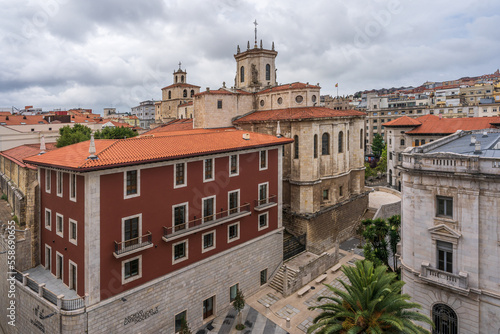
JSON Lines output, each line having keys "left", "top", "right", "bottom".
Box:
{"left": 269, "top": 265, "right": 299, "bottom": 295}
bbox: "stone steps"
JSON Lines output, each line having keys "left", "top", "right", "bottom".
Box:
{"left": 269, "top": 265, "right": 298, "bottom": 294}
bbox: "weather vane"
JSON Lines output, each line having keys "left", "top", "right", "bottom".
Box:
{"left": 254, "top": 19, "right": 258, "bottom": 47}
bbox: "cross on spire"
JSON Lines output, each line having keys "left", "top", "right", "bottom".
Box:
{"left": 178, "top": 61, "right": 182, "bottom": 70}
{"left": 253, "top": 19, "right": 258, "bottom": 47}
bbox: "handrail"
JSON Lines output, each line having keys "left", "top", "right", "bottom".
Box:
{"left": 254, "top": 194, "right": 277, "bottom": 207}
{"left": 163, "top": 203, "right": 250, "bottom": 236}
{"left": 114, "top": 231, "right": 152, "bottom": 254}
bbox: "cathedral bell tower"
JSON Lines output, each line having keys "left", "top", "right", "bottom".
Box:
{"left": 234, "top": 21, "right": 278, "bottom": 92}
{"left": 174, "top": 62, "right": 187, "bottom": 84}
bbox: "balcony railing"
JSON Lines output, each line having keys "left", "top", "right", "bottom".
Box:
{"left": 163, "top": 203, "right": 251, "bottom": 239}
{"left": 114, "top": 231, "right": 153, "bottom": 258}
{"left": 420, "top": 262, "right": 469, "bottom": 292}
{"left": 254, "top": 195, "right": 277, "bottom": 211}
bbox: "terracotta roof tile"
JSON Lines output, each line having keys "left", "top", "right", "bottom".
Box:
{"left": 233, "top": 107, "right": 366, "bottom": 123}
{"left": 143, "top": 119, "right": 194, "bottom": 134}
{"left": 0, "top": 115, "right": 48, "bottom": 125}
{"left": 25, "top": 130, "right": 293, "bottom": 171}
{"left": 1, "top": 143, "right": 58, "bottom": 169}
{"left": 161, "top": 83, "right": 200, "bottom": 90}
{"left": 382, "top": 116, "right": 422, "bottom": 127}
{"left": 405, "top": 115, "right": 500, "bottom": 135}
{"left": 258, "top": 82, "right": 320, "bottom": 94}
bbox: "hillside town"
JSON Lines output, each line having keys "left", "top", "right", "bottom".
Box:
{"left": 1, "top": 26, "right": 500, "bottom": 334}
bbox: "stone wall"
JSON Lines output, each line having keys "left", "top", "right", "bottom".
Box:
{"left": 286, "top": 251, "right": 337, "bottom": 296}
{"left": 373, "top": 201, "right": 401, "bottom": 220}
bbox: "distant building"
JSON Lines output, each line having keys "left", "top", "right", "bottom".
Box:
{"left": 131, "top": 100, "right": 158, "bottom": 129}
{"left": 400, "top": 129, "right": 500, "bottom": 333}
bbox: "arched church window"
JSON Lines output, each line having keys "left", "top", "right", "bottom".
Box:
{"left": 190, "top": 90, "right": 194, "bottom": 97}
{"left": 175, "top": 76, "right": 178, "bottom": 83}
{"left": 266, "top": 64, "right": 271, "bottom": 81}
{"left": 432, "top": 304, "right": 457, "bottom": 334}
{"left": 240, "top": 66, "right": 245, "bottom": 82}
{"left": 294, "top": 135, "right": 299, "bottom": 159}
{"left": 338, "top": 131, "right": 344, "bottom": 153}
{"left": 183, "top": 89, "right": 187, "bottom": 98}
{"left": 314, "top": 135, "right": 318, "bottom": 158}
{"left": 322, "top": 133, "right": 330, "bottom": 155}
{"left": 181, "top": 75, "right": 184, "bottom": 83}
{"left": 168, "top": 91, "right": 171, "bottom": 99}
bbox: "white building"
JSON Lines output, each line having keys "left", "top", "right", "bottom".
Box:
{"left": 400, "top": 129, "right": 500, "bottom": 333}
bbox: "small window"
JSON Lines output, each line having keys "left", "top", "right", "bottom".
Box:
{"left": 258, "top": 183, "right": 268, "bottom": 206}
{"left": 183, "top": 89, "right": 187, "bottom": 98}
{"left": 69, "top": 219, "right": 77, "bottom": 245}
{"left": 168, "top": 91, "right": 171, "bottom": 99}
{"left": 312, "top": 95, "right": 317, "bottom": 103}
{"left": 57, "top": 171, "right": 63, "bottom": 197}
{"left": 293, "top": 135, "right": 299, "bottom": 159}
{"left": 321, "top": 133, "right": 330, "bottom": 155}
{"left": 230, "top": 283, "right": 239, "bottom": 302}
{"left": 295, "top": 95, "right": 303, "bottom": 103}
{"left": 240, "top": 66, "right": 244, "bottom": 82}
{"left": 228, "top": 222, "right": 240, "bottom": 242}
{"left": 400, "top": 139, "right": 405, "bottom": 146}
{"left": 217, "top": 100, "right": 223, "bottom": 109}
{"left": 437, "top": 196, "right": 453, "bottom": 218}
{"left": 190, "top": 89, "right": 194, "bottom": 97}
{"left": 174, "top": 311, "right": 187, "bottom": 333}
{"left": 202, "top": 231, "right": 216, "bottom": 253}
{"left": 260, "top": 269, "right": 268, "bottom": 285}
{"left": 265, "top": 64, "right": 270, "bottom": 81}
{"left": 45, "top": 169, "right": 51, "bottom": 193}
{"left": 313, "top": 134, "right": 318, "bottom": 158}
{"left": 339, "top": 186, "right": 343, "bottom": 197}
{"left": 203, "top": 296, "right": 215, "bottom": 319}
{"left": 173, "top": 240, "right": 188, "bottom": 263}
{"left": 414, "top": 139, "right": 420, "bottom": 146}
{"left": 322, "top": 189, "right": 329, "bottom": 201}
{"left": 204, "top": 158, "right": 214, "bottom": 182}
{"left": 125, "top": 170, "right": 139, "bottom": 197}
{"left": 258, "top": 212, "right": 269, "bottom": 230}
{"left": 229, "top": 154, "right": 239, "bottom": 176}
{"left": 228, "top": 190, "right": 239, "bottom": 214}
{"left": 260, "top": 99, "right": 264, "bottom": 107}
{"left": 277, "top": 97, "right": 283, "bottom": 105}
{"left": 421, "top": 139, "right": 426, "bottom": 145}
{"left": 45, "top": 208, "right": 52, "bottom": 231}
{"left": 173, "top": 203, "right": 188, "bottom": 232}
{"left": 202, "top": 196, "right": 215, "bottom": 222}
{"left": 56, "top": 214, "right": 64, "bottom": 237}
{"left": 175, "top": 163, "right": 186, "bottom": 187}
{"left": 123, "top": 256, "right": 141, "bottom": 284}
{"left": 259, "top": 150, "right": 267, "bottom": 170}
{"left": 338, "top": 131, "right": 344, "bottom": 153}
{"left": 389, "top": 152, "right": 393, "bottom": 160}
{"left": 360, "top": 130, "right": 363, "bottom": 150}
{"left": 437, "top": 241, "right": 453, "bottom": 273}
{"left": 70, "top": 174, "right": 77, "bottom": 201}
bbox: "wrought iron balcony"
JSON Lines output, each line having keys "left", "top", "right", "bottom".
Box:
{"left": 254, "top": 195, "right": 277, "bottom": 211}
{"left": 420, "top": 262, "right": 469, "bottom": 293}
{"left": 163, "top": 203, "right": 251, "bottom": 241}
{"left": 114, "top": 231, "right": 153, "bottom": 258}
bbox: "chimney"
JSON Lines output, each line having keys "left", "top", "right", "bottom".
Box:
{"left": 276, "top": 121, "right": 281, "bottom": 138}
{"left": 88, "top": 133, "right": 97, "bottom": 159}
{"left": 39, "top": 135, "right": 46, "bottom": 154}
{"left": 470, "top": 135, "right": 476, "bottom": 145}
{"left": 242, "top": 133, "right": 250, "bottom": 140}
{"left": 475, "top": 140, "right": 481, "bottom": 153}
{"left": 482, "top": 131, "right": 488, "bottom": 137}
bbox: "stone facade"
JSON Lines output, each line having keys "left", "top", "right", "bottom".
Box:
{"left": 400, "top": 129, "right": 500, "bottom": 333}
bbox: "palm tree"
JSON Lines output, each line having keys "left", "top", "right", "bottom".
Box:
{"left": 307, "top": 260, "right": 433, "bottom": 334}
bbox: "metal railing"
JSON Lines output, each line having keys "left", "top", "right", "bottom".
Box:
{"left": 254, "top": 195, "right": 277, "bottom": 207}
{"left": 163, "top": 203, "right": 250, "bottom": 237}
{"left": 26, "top": 276, "right": 38, "bottom": 292}
{"left": 43, "top": 288, "right": 58, "bottom": 306}
{"left": 114, "top": 231, "right": 152, "bottom": 256}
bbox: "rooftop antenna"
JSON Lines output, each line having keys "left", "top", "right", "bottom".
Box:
{"left": 253, "top": 19, "right": 258, "bottom": 48}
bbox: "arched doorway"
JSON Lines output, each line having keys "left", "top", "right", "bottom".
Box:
{"left": 432, "top": 303, "right": 457, "bottom": 334}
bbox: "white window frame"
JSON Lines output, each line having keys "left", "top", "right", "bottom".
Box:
{"left": 174, "top": 162, "right": 187, "bottom": 188}
{"left": 258, "top": 182, "right": 269, "bottom": 204}
{"left": 172, "top": 239, "right": 189, "bottom": 264}
{"left": 228, "top": 189, "right": 240, "bottom": 214}
{"left": 201, "top": 230, "right": 216, "bottom": 253}
{"left": 56, "top": 171, "right": 63, "bottom": 197}
{"left": 229, "top": 154, "right": 239, "bottom": 177}
{"left": 45, "top": 169, "right": 51, "bottom": 193}
{"left": 203, "top": 158, "right": 215, "bottom": 182}
{"left": 202, "top": 195, "right": 216, "bottom": 223}
{"left": 69, "top": 218, "right": 77, "bottom": 246}
{"left": 68, "top": 259, "right": 77, "bottom": 292}
{"left": 45, "top": 244, "right": 52, "bottom": 270}
{"left": 227, "top": 222, "right": 240, "bottom": 243}
{"left": 259, "top": 150, "right": 268, "bottom": 171}
{"left": 172, "top": 202, "right": 189, "bottom": 232}
{"left": 121, "top": 213, "right": 142, "bottom": 244}
{"left": 258, "top": 212, "right": 269, "bottom": 231}
{"left": 45, "top": 208, "right": 52, "bottom": 231}
{"left": 56, "top": 213, "right": 64, "bottom": 238}
{"left": 124, "top": 169, "right": 140, "bottom": 199}
{"left": 122, "top": 254, "right": 142, "bottom": 284}
{"left": 56, "top": 251, "right": 64, "bottom": 281}
{"left": 69, "top": 173, "right": 77, "bottom": 202}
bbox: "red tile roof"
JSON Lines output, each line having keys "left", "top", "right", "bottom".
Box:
{"left": 258, "top": 82, "right": 320, "bottom": 94}
{"left": 143, "top": 119, "right": 194, "bottom": 134}
{"left": 25, "top": 129, "right": 293, "bottom": 171}
{"left": 403, "top": 115, "right": 500, "bottom": 135}
{"left": 382, "top": 116, "right": 422, "bottom": 127}
{"left": 233, "top": 107, "right": 366, "bottom": 123}
{"left": 1, "top": 143, "right": 58, "bottom": 169}
{"left": 161, "top": 83, "right": 200, "bottom": 90}
{"left": 0, "top": 112, "right": 11, "bottom": 116}
{"left": 0, "top": 115, "right": 48, "bottom": 125}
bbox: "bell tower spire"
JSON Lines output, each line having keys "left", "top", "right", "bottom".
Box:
{"left": 253, "top": 19, "right": 258, "bottom": 48}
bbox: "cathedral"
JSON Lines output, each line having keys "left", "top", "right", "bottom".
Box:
{"left": 155, "top": 32, "right": 369, "bottom": 254}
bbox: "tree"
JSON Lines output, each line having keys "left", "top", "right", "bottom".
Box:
{"left": 387, "top": 215, "right": 401, "bottom": 271}
{"left": 375, "top": 144, "right": 387, "bottom": 173}
{"left": 361, "top": 215, "right": 401, "bottom": 272}
{"left": 371, "top": 133, "right": 385, "bottom": 158}
{"left": 307, "top": 260, "right": 433, "bottom": 334}
{"left": 233, "top": 289, "right": 246, "bottom": 330}
{"left": 56, "top": 124, "right": 92, "bottom": 147}
{"left": 94, "top": 126, "right": 137, "bottom": 139}
{"left": 179, "top": 318, "right": 192, "bottom": 334}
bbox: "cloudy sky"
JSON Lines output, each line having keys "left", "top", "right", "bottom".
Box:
{"left": 1, "top": 0, "right": 499, "bottom": 114}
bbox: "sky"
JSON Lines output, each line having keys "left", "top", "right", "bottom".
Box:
{"left": 1, "top": 0, "right": 499, "bottom": 114}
